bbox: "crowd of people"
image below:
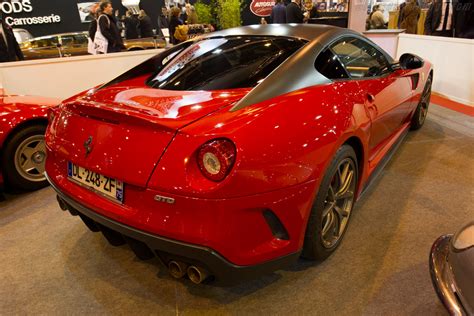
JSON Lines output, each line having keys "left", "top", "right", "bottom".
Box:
{"left": 88, "top": 0, "right": 201, "bottom": 54}
{"left": 267, "top": 0, "right": 347, "bottom": 24}
{"left": 366, "top": 0, "right": 473, "bottom": 38}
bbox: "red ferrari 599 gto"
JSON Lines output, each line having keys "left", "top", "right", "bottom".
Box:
{"left": 45, "top": 25, "right": 433, "bottom": 284}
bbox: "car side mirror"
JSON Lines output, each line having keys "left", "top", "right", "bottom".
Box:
{"left": 399, "top": 53, "right": 424, "bottom": 70}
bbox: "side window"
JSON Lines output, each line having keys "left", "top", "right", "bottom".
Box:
{"left": 61, "top": 36, "right": 74, "bottom": 46}
{"left": 31, "top": 37, "right": 58, "bottom": 48}
{"left": 330, "top": 37, "right": 391, "bottom": 78}
{"left": 74, "top": 34, "right": 88, "bottom": 45}
{"left": 315, "top": 49, "right": 349, "bottom": 80}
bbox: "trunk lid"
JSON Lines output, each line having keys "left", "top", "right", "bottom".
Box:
{"left": 51, "top": 83, "right": 249, "bottom": 187}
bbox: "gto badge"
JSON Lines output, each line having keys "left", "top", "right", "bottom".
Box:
{"left": 84, "top": 136, "right": 93, "bottom": 157}
{"left": 154, "top": 195, "right": 175, "bottom": 204}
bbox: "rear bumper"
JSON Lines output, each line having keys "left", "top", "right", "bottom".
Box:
{"left": 47, "top": 173, "right": 302, "bottom": 284}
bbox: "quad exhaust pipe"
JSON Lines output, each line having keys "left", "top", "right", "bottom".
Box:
{"left": 168, "top": 261, "right": 188, "bottom": 279}
{"left": 168, "top": 261, "right": 210, "bottom": 284}
{"left": 187, "top": 265, "right": 209, "bottom": 284}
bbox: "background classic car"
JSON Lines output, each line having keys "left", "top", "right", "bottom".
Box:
{"left": 19, "top": 32, "right": 167, "bottom": 60}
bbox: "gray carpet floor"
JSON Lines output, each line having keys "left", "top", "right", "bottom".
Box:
{"left": 1, "top": 104, "right": 472, "bottom": 315}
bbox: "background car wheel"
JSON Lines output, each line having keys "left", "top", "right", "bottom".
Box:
{"left": 302, "top": 145, "right": 358, "bottom": 261}
{"left": 1, "top": 124, "right": 49, "bottom": 191}
{"left": 410, "top": 75, "right": 432, "bottom": 131}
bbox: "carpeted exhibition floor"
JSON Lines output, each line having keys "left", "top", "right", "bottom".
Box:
{"left": 1, "top": 104, "right": 472, "bottom": 315}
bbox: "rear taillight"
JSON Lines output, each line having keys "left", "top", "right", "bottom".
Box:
{"left": 197, "top": 139, "right": 236, "bottom": 182}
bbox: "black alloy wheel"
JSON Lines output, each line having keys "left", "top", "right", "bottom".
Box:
{"left": 302, "top": 145, "right": 358, "bottom": 260}
{"left": 411, "top": 75, "right": 432, "bottom": 130}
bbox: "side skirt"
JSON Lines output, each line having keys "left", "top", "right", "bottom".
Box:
{"left": 357, "top": 125, "right": 410, "bottom": 200}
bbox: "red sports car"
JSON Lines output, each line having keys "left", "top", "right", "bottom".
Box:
{"left": 45, "top": 25, "right": 433, "bottom": 284}
{"left": 0, "top": 91, "right": 60, "bottom": 192}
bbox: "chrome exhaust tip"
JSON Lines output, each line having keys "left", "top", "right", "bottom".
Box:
{"left": 168, "top": 261, "right": 188, "bottom": 279}
{"left": 187, "top": 265, "right": 209, "bottom": 284}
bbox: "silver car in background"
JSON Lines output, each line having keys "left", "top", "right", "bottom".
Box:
{"left": 430, "top": 222, "right": 474, "bottom": 315}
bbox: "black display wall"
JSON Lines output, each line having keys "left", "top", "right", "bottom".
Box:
{"left": 0, "top": 0, "right": 259, "bottom": 38}
{"left": 0, "top": 0, "right": 164, "bottom": 38}
{"left": 242, "top": 0, "right": 261, "bottom": 26}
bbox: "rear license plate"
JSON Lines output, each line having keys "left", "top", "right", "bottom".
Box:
{"left": 67, "top": 162, "right": 124, "bottom": 203}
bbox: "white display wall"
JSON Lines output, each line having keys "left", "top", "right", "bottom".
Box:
{"left": 0, "top": 49, "right": 164, "bottom": 100}
{"left": 397, "top": 34, "right": 474, "bottom": 107}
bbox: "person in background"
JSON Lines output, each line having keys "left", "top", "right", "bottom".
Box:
{"left": 400, "top": 0, "right": 421, "bottom": 34}
{"left": 178, "top": 4, "right": 188, "bottom": 25}
{"left": 454, "top": 0, "right": 473, "bottom": 38}
{"left": 158, "top": 7, "right": 169, "bottom": 30}
{"left": 98, "top": 1, "right": 125, "bottom": 53}
{"left": 336, "top": 0, "right": 346, "bottom": 12}
{"left": 168, "top": 7, "right": 184, "bottom": 45}
{"left": 370, "top": 5, "right": 387, "bottom": 29}
{"left": 186, "top": 5, "right": 198, "bottom": 24}
{"left": 398, "top": 1, "right": 407, "bottom": 28}
{"left": 114, "top": 10, "right": 125, "bottom": 37}
{"left": 138, "top": 10, "right": 154, "bottom": 38}
{"left": 286, "top": 0, "right": 304, "bottom": 23}
{"left": 88, "top": 8, "right": 100, "bottom": 41}
{"left": 0, "top": 16, "right": 23, "bottom": 62}
{"left": 316, "top": 1, "right": 327, "bottom": 11}
{"left": 270, "top": 0, "right": 287, "bottom": 23}
{"left": 304, "top": 0, "right": 320, "bottom": 21}
{"left": 123, "top": 10, "right": 139, "bottom": 39}
{"left": 424, "top": 0, "right": 457, "bottom": 37}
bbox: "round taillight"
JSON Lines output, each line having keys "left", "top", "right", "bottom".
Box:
{"left": 197, "top": 139, "right": 236, "bottom": 182}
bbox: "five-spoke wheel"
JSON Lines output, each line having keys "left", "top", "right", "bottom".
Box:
{"left": 303, "top": 144, "right": 358, "bottom": 260}
{"left": 2, "top": 124, "right": 49, "bottom": 191}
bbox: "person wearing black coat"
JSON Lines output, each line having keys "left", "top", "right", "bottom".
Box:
{"left": 286, "top": 0, "right": 304, "bottom": 23}
{"left": 124, "top": 10, "right": 139, "bottom": 39}
{"left": 168, "top": 7, "right": 184, "bottom": 45}
{"left": 0, "top": 18, "right": 24, "bottom": 62}
{"left": 158, "top": 7, "right": 169, "bottom": 29}
{"left": 424, "top": 0, "right": 459, "bottom": 37}
{"left": 98, "top": 1, "right": 125, "bottom": 53}
{"left": 138, "top": 10, "right": 154, "bottom": 38}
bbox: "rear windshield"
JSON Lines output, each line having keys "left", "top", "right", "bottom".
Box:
{"left": 147, "top": 36, "right": 306, "bottom": 91}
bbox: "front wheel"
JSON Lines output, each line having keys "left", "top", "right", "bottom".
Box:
{"left": 1, "top": 124, "right": 49, "bottom": 191}
{"left": 410, "top": 76, "right": 432, "bottom": 130}
{"left": 302, "top": 145, "right": 358, "bottom": 261}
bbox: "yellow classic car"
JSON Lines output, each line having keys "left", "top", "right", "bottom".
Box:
{"left": 20, "top": 32, "right": 166, "bottom": 60}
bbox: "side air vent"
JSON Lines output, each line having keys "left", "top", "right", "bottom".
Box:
{"left": 262, "top": 209, "right": 290, "bottom": 240}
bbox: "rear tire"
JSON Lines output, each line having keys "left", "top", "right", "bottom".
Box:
{"left": 302, "top": 145, "right": 358, "bottom": 261}
{"left": 1, "top": 124, "right": 48, "bottom": 191}
{"left": 410, "top": 76, "right": 432, "bottom": 131}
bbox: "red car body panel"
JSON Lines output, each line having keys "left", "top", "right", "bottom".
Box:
{"left": 44, "top": 26, "right": 433, "bottom": 280}
{"left": 0, "top": 93, "right": 60, "bottom": 188}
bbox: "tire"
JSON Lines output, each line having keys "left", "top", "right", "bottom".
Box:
{"left": 1, "top": 124, "right": 48, "bottom": 191}
{"left": 410, "top": 75, "right": 432, "bottom": 131}
{"left": 302, "top": 145, "right": 358, "bottom": 261}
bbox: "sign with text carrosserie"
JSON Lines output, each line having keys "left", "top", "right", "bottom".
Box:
{"left": 1, "top": 0, "right": 62, "bottom": 26}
